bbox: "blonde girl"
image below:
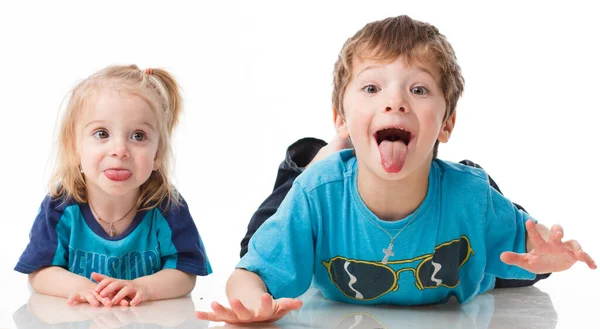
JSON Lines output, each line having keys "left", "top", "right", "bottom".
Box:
{"left": 15, "top": 65, "right": 211, "bottom": 307}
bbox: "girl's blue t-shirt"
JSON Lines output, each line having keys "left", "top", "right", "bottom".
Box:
{"left": 15, "top": 195, "right": 211, "bottom": 279}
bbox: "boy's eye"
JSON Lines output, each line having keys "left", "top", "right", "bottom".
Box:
{"left": 362, "top": 85, "right": 380, "bottom": 94}
{"left": 131, "top": 131, "right": 146, "bottom": 141}
{"left": 411, "top": 86, "right": 429, "bottom": 95}
{"left": 93, "top": 130, "right": 109, "bottom": 139}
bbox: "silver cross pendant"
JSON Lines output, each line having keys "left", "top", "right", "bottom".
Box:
{"left": 382, "top": 242, "right": 394, "bottom": 264}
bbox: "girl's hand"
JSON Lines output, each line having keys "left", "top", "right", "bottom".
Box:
{"left": 91, "top": 272, "right": 147, "bottom": 306}
{"left": 195, "top": 293, "right": 302, "bottom": 324}
{"left": 67, "top": 285, "right": 110, "bottom": 307}
{"left": 501, "top": 220, "right": 597, "bottom": 273}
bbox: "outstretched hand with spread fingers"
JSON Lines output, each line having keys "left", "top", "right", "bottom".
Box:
{"left": 195, "top": 293, "right": 302, "bottom": 324}
{"left": 501, "top": 219, "right": 597, "bottom": 273}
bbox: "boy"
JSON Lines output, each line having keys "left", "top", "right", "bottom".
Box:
{"left": 197, "top": 15, "right": 595, "bottom": 324}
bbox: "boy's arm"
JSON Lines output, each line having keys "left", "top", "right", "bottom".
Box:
{"left": 198, "top": 181, "right": 315, "bottom": 324}
{"left": 226, "top": 269, "right": 270, "bottom": 310}
{"left": 240, "top": 137, "right": 326, "bottom": 257}
{"left": 195, "top": 268, "right": 302, "bottom": 324}
{"left": 460, "top": 159, "right": 551, "bottom": 287}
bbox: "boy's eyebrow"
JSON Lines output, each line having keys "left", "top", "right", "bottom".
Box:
{"left": 355, "top": 65, "right": 383, "bottom": 79}
{"left": 355, "top": 63, "right": 439, "bottom": 81}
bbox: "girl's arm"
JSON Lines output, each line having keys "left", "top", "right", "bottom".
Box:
{"left": 133, "top": 268, "right": 196, "bottom": 301}
{"left": 29, "top": 266, "right": 95, "bottom": 297}
{"left": 29, "top": 266, "right": 108, "bottom": 306}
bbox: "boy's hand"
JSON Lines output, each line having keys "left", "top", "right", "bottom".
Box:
{"left": 91, "top": 272, "right": 147, "bottom": 306}
{"left": 195, "top": 293, "right": 302, "bottom": 324}
{"left": 501, "top": 219, "right": 597, "bottom": 273}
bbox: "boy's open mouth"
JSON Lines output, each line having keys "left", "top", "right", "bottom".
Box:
{"left": 375, "top": 128, "right": 412, "bottom": 174}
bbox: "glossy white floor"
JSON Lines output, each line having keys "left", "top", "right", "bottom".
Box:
{"left": 1, "top": 266, "right": 597, "bottom": 329}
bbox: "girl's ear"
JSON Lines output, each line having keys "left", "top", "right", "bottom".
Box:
{"left": 153, "top": 154, "right": 160, "bottom": 171}
{"left": 437, "top": 111, "right": 456, "bottom": 143}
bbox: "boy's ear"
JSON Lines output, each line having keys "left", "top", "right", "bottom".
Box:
{"left": 437, "top": 111, "right": 456, "bottom": 143}
{"left": 334, "top": 108, "right": 350, "bottom": 139}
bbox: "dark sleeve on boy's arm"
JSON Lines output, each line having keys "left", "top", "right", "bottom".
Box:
{"left": 459, "top": 159, "right": 551, "bottom": 287}
{"left": 240, "top": 137, "right": 327, "bottom": 258}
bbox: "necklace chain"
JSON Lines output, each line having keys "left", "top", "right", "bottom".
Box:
{"left": 88, "top": 201, "right": 137, "bottom": 237}
{"left": 363, "top": 203, "right": 422, "bottom": 264}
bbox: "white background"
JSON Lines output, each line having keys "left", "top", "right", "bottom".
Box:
{"left": 0, "top": 0, "right": 599, "bottom": 327}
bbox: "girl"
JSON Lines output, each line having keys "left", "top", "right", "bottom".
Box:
{"left": 15, "top": 65, "right": 211, "bottom": 307}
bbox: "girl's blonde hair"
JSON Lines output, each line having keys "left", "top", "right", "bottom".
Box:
{"left": 49, "top": 64, "right": 182, "bottom": 211}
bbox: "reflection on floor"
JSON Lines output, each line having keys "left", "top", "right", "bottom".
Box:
{"left": 13, "top": 286, "right": 558, "bottom": 329}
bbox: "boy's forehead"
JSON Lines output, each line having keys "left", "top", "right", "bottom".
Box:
{"left": 350, "top": 55, "right": 441, "bottom": 82}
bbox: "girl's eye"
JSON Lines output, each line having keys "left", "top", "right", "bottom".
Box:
{"left": 411, "top": 86, "right": 429, "bottom": 96}
{"left": 93, "top": 130, "right": 109, "bottom": 139}
{"left": 131, "top": 131, "right": 146, "bottom": 141}
{"left": 362, "top": 85, "right": 380, "bottom": 94}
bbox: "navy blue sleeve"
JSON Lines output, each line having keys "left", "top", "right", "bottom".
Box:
{"left": 15, "top": 196, "right": 71, "bottom": 274}
{"left": 158, "top": 196, "right": 212, "bottom": 276}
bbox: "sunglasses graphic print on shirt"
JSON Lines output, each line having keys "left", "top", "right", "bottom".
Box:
{"left": 322, "top": 236, "right": 474, "bottom": 301}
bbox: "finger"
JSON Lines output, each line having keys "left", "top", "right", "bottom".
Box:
{"left": 95, "top": 277, "right": 115, "bottom": 294}
{"left": 85, "top": 292, "right": 101, "bottom": 307}
{"left": 525, "top": 220, "right": 546, "bottom": 246}
{"left": 575, "top": 249, "right": 597, "bottom": 269}
{"left": 257, "top": 293, "right": 275, "bottom": 319}
{"left": 119, "top": 299, "right": 130, "bottom": 307}
{"left": 100, "top": 281, "right": 126, "bottom": 298}
{"left": 91, "top": 272, "right": 109, "bottom": 282}
{"left": 67, "top": 293, "right": 79, "bottom": 305}
{"left": 549, "top": 224, "right": 564, "bottom": 244}
{"left": 93, "top": 290, "right": 112, "bottom": 307}
{"left": 500, "top": 251, "right": 529, "bottom": 267}
{"left": 129, "top": 291, "right": 144, "bottom": 307}
{"left": 210, "top": 301, "right": 239, "bottom": 322}
{"left": 277, "top": 298, "right": 303, "bottom": 311}
{"left": 271, "top": 298, "right": 303, "bottom": 323}
{"left": 195, "top": 311, "right": 225, "bottom": 322}
{"left": 111, "top": 286, "right": 133, "bottom": 305}
{"left": 229, "top": 298, "right": 253, "bottom": 321}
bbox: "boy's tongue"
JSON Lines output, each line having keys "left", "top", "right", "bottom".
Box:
{"left": 378, "top": 140, "right": 407, "bottom": 173}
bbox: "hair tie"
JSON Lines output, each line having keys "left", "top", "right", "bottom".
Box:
{"left": 144, "top": 68, "right": 153, "bottom": 75}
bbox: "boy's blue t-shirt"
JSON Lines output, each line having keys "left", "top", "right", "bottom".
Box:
{"left": 15, "top": 195, "right": 211, "bottom": 280}
{"left": 238, "top": 150, "right": 535, "bottom": 305}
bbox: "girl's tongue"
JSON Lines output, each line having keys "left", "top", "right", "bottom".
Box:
{"left": 378, "top": 140, "right": 407, "bottom": 173}
{"left": 105, "top": 169, "right": 132, "bottom": 181}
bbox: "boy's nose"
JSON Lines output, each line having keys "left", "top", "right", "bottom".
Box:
{"left": 385, "top": 106, "right": 407, "bottom": 112}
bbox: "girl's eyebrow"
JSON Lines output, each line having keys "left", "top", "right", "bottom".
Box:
{"left": 84, "top": 120, "right": 105, "bottom": 129}
{"left": 140, "top": 122, "right": 156, "bottom": 131}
